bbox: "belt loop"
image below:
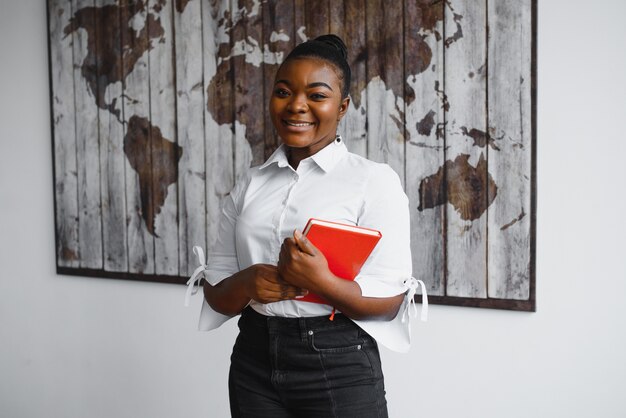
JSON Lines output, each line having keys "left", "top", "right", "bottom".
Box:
{"left": 299, "top": 317, "right": 308, "bottom": 342}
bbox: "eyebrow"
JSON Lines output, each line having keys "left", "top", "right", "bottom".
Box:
{"left": 275, "top": 80, "right": 334, "bottom": 91}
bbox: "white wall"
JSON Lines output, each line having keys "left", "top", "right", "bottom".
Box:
{"left": 1, "top": 1, "right": 625, "bottom": 417}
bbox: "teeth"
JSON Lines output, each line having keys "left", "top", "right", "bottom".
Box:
{"left": 285, "top": 121, "right": 313, "bottom": 127}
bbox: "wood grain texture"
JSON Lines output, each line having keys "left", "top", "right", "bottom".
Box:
{"left": 50, "top": 0, "right": 80, "bottom": 268}
{"left": 487, "top": 0, "right": 532, "bottom": 300}
{"left": 304, "top": 0, "right": 329, "bottom": 39}
{"left": 204, "top": 0, "right": 235, "bottom": 253}
{"left": 405, "top": 0, "right": 446, "bottom": 296}
{"left": 231, "top": 0, "right": 261, "bottom": 180}
{"left": 149, "top": 0, "right": 180, "bottom": 276}
{"left": 71, "top": 0, "right": 103, "bottom": 269}
{"left": 365, "top": 0, "right": 405, "bottom": 186}
{"left": 293, "top": 0, "right": 305, "bottom": 42}
{"left": 47, "top": 0, "right": 535, "bottom": 311}
{"left": 261, "top": 0, "right": 293, "bottom": 158}
{"left": 96, "top": 0, "right": 128, "bottom": 272}
{"left": 175, "top": 0, "right": 206, "bottom": 276}
{"left": 122, "top": 1, "right": 155, "bottom": 274}
{"left": 444, "top": 0, "right": 488, "bottom": 298}
{"left": 336, "top": 0, "right": 367, "bottom": 158}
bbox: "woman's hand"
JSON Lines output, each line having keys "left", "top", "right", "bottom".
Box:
{"left": 277, "top": 230, "right": 334, "bottom": 293}
{"left": 242, "top": 263, "right": 308, "bottom": 304}
{"left": 203, "top": 263, "right": 308, "bottom": 315}
{"left": 277, "top": 229, "right": 404, "bottom": 321}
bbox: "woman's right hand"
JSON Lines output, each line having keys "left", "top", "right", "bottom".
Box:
{"left": 243, "top": 264, "right": 308, "bottom": 304}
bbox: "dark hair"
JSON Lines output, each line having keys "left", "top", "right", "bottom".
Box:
{"left": 284, "top": 34, "right": 351, "bottom": 99}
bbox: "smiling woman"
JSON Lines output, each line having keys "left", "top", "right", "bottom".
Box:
{"left": 195, "top": 34, "right": 422, "bottom": 417}
{"left": 269, "top": 35, "right": 351, "bottom": 170}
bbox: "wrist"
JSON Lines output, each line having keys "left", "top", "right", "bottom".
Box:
{"left": 309, "top": 270, "right": 340, "bottom": 300}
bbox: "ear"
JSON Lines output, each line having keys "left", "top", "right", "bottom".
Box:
{"left": 337, "top": 96, "right": 350, "bottom": 121}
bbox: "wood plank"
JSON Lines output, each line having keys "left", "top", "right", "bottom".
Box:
{"left": 332, "top": 0, "right": 367, "bottom": 158}
{"left": 304, "top": 0, "right": 329, "bottom": 39}
{"left": 444, "top": 0, "right": 488, "bottom": 298}
{"left": 261, "top": 0, "right": 294, "bottom": 159}
{"left": 175, "top": 0, "right": 206, "bottom": 276}
{"left": 93, "top": 0, "right": 128, "bottom": 272}
{"left": 231, "top": 0, "right": 262, "bottom": 175}
{"left": 71, "top": 0, "right": 103, "bottom": 269}
{"left": 404, "top": 0, "right": 446, "bottom": 296}
{"left": 487, "top": 0, "right": 532, "bottom": 300}
{"left": 203, "top": 0, "right": 235, "bottom": 253}
{"left": 50, "top": 0, "right": 80, "bottom": 268}
{"left": 365, "top": 0, "right": 405, "bottom": 186}
{"left": 149, "top": 0, "right": 180, "bottom": 276}
{"left": 121, "top": 0, "right": 155, "bottom": 274}
{"left": 293, "top": 0, "right": 306, "bottom": 43}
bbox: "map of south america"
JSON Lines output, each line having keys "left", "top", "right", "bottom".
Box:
{"left": 64, "top": 0, "right": 182, "bottom": 236}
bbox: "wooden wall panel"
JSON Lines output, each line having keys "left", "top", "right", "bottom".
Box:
{"left": 487, "top": 0, "right": 533, "bottom": 300}
{"left": 122, "top": 1, "right": 155, "bottom": 274}
{"left": 261, "top": 0, "right": 294, "bottom": 159}
{"left": 444, "top": 0, "right": 488, "bottom": 298}
{"left": 71, "top": 0, "right": 104, "bottom": 269}
{"left": 175, "top": 0, "right": 206, "bottom": 276}
{"left": 304, "top": 0, "right": 328, "bottom": 38}
{"left": 49, "top": 0, "right": 80, "bottom": 268}
{"left": 149, "top": 0, "right": 179, "bottom": 275}
{"left": 231, "top": 0, "right": 260, "bottom": 182}
{"left": 405, "top": 0, "right": 446, "bottom": 296}
{"left": 48, "top": 0, "right": 536, "bottom": 310}
{"left": 337, "top": 0, "right": 367, "bottom": 158}
{"left": 365, "top": 0, "right": 405, "bottom": 186}
{"left": 203, "top": 0, "right": 235, "bottom": 254}
{"left": 97, "top": 0, "right": 128, "bottom": 273}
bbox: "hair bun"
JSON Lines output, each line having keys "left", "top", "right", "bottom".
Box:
{"left": 313, "top": 34, "right": 348, "bottom": 61}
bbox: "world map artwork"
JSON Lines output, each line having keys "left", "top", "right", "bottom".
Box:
{"left": 50, "top": 0, "right": 534, "bottom": 309}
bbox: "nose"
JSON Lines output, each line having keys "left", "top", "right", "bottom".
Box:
{"left": 287, "top": 93, "right": 307, "bottom": 113}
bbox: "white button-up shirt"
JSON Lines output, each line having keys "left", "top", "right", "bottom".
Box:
{"left": 189, "top": 137, "right": 426, "bottom": 352}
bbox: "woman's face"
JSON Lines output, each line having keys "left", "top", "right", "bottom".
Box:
{"left": 270, "top": 58, "right": 349, "bottom": 161}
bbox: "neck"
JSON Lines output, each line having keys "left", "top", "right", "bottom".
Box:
{"left": 286, "top": 134, "right": 339, "bottom": 170}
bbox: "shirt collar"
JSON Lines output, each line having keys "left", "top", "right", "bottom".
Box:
{"left": 259, "top": 136, "right": 347, "bottom": 173}
{"left": 259, "top": 144, "right": 290, "bottom": 170}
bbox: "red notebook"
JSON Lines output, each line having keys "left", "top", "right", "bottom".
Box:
{"left": 298, "top": 218, "right": 382, "bottom": 304}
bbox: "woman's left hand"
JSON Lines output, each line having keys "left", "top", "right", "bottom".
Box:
{"left": 277, "top": 230, "right": 333, "bottom": 293}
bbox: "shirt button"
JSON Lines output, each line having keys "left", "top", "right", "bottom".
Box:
{"left": 308, "top": 330, "right": 314, "bottom": 336}
{"left": 357, "top": 345, "right": 362, "bottom": 350}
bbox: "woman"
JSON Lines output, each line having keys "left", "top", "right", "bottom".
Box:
{"left": 187, "top": 34, "right": 426, "bottom": 418}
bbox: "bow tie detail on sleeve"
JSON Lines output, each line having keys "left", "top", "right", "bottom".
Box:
{"left": 184, "top": 246, "right": 208, "bottom": 307}
{"left": 401, "top": 277, "right": 428, "bottom": 323}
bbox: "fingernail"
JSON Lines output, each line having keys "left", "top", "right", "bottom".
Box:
{"left": 294, "top": 229, "right": 302, "bottom": 239}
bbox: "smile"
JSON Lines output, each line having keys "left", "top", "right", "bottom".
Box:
{"left": 283, "top": 120, "right": 315, "bottom": 127}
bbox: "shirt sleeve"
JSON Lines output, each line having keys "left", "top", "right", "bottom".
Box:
{"left": 354, "top": 164, "right": 412, "bottom": 298}
{"left": 195, "top": 172, "right": 252, "bottom": 332}
{"left": 203, "top": 171, "right": 250, "bottom": 285}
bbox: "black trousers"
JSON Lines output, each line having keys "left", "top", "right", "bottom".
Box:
{"left": 229, "top": 307, "right": 388, "bottom": 418}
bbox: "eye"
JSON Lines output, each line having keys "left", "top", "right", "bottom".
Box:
{"left": 274, "top": 88, "right": 290, "bottom": 98}
{"left": 310, "top": 93, "right": 328, "bottom": 100}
